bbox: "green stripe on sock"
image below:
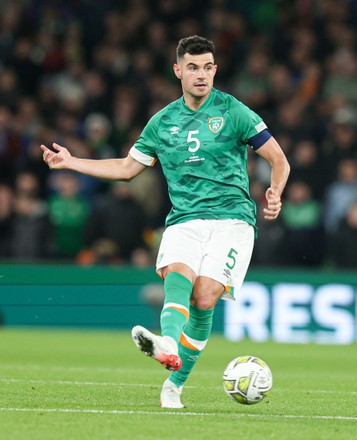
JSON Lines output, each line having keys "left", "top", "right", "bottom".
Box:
{"left": 169, "top": 344, "right": 199, "bottom": 387}
{"left": 160, "top": 272, "right": 192, "bottom": 343}
{"left": 184, "top": 305, "right": 214, "bottom": 341}
{"left": 170, "top": 306, "right": 214, "bottom": 387}
{"left": 163, "top": 272, "right": 192, "bottom": 306}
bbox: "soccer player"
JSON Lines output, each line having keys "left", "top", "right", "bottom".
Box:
{"left": 41, "top": 35, "right": 290, "bottom": 409}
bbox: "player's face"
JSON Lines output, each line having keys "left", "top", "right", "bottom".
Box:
{"left": 174, "top": 53, "right": 217, "bottom": 104}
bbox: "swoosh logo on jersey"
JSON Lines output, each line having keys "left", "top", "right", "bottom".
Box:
{"left": 208, "top": 117, "right": 224, "bottom": 133}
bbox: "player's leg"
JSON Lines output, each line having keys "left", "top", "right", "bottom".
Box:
{"left": 132, "top": 222, "right": 202, "bottom": 373}
{"left": 165, "top": 276, "right": 223, "bottom": 384}
{"left": 132, "top": 262, "right": 195, "bottom": 372}
{"left": 161, "top": 276, "right": 223, "bottom": 408}
{"left": 159, "top": 263, "right": 195, "bottom": 345}
{"left": 163, "top": 220, "right": 255, "bottom": 407}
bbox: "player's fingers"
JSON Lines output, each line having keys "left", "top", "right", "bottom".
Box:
{"left": 263, "top": 212, "right": 278, "bottom": 220}
{"left": 267, "top": 193, "right": 280, "bottom": 202}
{"left": 263, "top": 204, "right": 281, "bottom": 220}
{"left": 265, "top": 188, "right": 278, "bottom": 200}
{"left": 269, "top": 197, "right": 282, "bottom": 207}
{"left": 264, "top": 207, "right": 278, "bottom": 215}
{"left": 271, "top": 202, "right": 282, "bottom": 211}
{"left": 53, "top": 143, "right": 62, "bottom": 151}
{"left": 41, "top": 147, "right": 50, "bottom": 162}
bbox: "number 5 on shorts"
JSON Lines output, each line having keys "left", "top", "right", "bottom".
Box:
{"left": 226, "top": 248, "right": 238, "bottom": 269}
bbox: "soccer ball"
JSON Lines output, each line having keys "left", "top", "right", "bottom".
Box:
{"left": 223, "top": 355, "right": 272, "bottom": 405}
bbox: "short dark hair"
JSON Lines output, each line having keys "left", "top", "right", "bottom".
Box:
{"left": 176, "top": 35, "right": 215, "bottom": 61}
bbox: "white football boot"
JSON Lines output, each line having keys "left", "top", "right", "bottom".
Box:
{"left": 131, "top": 325, "right": 182, "bottom": 371}
{"left": 160, "top": 378, "right": 184, "bottom": 409}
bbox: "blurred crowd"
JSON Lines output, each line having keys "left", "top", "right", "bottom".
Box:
{"left": 0, "top": 0, "right": 357, "bottom": 269}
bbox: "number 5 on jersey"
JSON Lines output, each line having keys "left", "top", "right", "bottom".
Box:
{"left": 187, "top": 130, "right": 200, "bottom": 153}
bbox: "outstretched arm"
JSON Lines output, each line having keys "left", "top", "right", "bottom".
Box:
{"left": 41, "top": 143, "right": 147, "bottom": 181}
{"left": 255, "top": 136, "right": 290, "bottom": 220}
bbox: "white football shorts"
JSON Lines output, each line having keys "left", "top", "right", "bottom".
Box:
{"left": 156, "top": 219, "right": 255, "bottom": 300}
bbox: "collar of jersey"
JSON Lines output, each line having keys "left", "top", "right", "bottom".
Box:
{"left": 180, "top": 88, "right": 216, "bottom": 113}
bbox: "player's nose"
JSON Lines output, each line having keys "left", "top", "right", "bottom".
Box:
{"left": 197, "top": 67, "right": 207, "bottom": 77}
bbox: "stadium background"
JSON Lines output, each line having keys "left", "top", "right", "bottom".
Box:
{"left": 0, "top": 0, "right": 356, "bottom": 342}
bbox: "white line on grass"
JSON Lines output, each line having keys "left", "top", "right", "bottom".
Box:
{"left": 1, "top": 378, "right": 356, "bottom": 396}
{"left": 1, "top": 378, "right": 136, "bottom": 387}
{"left": 0, "top": 364, "right": 121, "bottom": 373}
{"left": 0, "top": 407, "right": 356, "bottom": 421}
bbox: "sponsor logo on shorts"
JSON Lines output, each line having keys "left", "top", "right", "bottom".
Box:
{"left": 223, "top": 268, "right": 231, "bottom": 279}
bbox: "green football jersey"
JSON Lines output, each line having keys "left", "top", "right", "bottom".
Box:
{"left": 130, "top": 88, "right": 267, "bottom": 228}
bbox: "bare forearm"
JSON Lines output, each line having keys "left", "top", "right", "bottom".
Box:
{"left": 270, "top": 155, "right": 290, "bottom": 196}
{"left": 256, "top": 137, "right": 290, "bottom": 196}
{"left": 67, "top": 157, "right": 131, "bottom": 181}
{"left": 256, "top": 136, "right": 290, "bottom": 220}
{"left": 41, "top": 143, "right": 147, "bottom": 181}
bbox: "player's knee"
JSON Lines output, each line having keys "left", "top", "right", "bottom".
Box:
{"left": 191, "top": 277, "right": 224, "bottom": 309}
{"left": 190, "top": 290, "right": 221, "bottom": 309}
{"left": 190, "top": 296, "right": 216, "bottom": 309}
{"left": 159, "top": 263, "right": 196, "bottom": 284}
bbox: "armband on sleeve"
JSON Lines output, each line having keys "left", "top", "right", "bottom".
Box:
{"left": 248, "top": 129, "right": 272, "bottom": 150}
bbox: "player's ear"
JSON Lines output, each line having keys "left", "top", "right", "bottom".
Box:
{"left": 173, "top": 64, "right": 182, "bottom": 79}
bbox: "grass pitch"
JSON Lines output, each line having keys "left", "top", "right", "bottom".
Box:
{"left": 0, "top": 328, "right": 356, "bottom": 440}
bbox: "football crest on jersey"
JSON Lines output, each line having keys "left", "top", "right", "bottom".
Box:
{"left": 208, "top": 116, "right": 224, "bottom": 133}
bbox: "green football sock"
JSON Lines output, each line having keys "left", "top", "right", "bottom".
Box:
{"left": 169, "top": 305, "right": 214, "bottom": 387}
{"left": 160, "top": 272, "right": 192, "bottom": 344}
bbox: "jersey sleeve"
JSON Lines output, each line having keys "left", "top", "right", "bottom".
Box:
{"left": 230, "top": 97, "right": 268, "bottom": 146}
{"left": 129, "top": 115, "right": 159, "bottom": 167}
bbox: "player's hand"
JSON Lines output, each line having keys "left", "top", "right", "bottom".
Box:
{"left": 40, "top": 143, "right": 71, "bottom": 170}
{"left": 263, "top": 187, "right": 282, "bottom": 220}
